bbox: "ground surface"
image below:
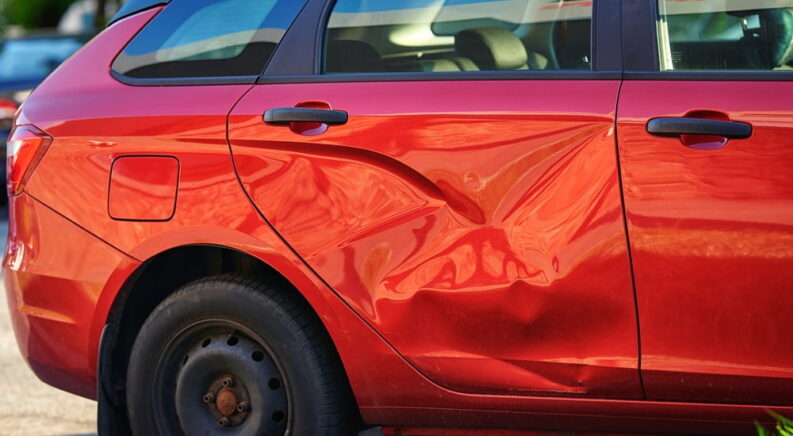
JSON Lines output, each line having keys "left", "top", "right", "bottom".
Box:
{"left": 0, "top": 218, "right": 98, "bottom": 436}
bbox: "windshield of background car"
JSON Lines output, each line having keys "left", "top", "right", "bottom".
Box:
{"left": 0, "top": 37, "right": 84, "bottom": 79}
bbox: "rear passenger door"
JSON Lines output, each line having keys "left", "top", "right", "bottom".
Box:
{"left": 618, "top": 0, "right": 793, "bottom": 405}
{"left": 229, "top": 0, "right": 643, "bottom": 399}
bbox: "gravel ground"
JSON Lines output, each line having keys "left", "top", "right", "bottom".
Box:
{"left": 0, "top": 218, "right": 98, "bottom": 436}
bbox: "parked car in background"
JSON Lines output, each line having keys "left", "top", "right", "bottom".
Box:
{"left": 4, "top": 0, "right": 793, "bottom": 434}
{"left": 0, "top": 32, "right": 89, "bottom": 205}
{"left": 0, "top": 33, "right": 91, "bottom": 101}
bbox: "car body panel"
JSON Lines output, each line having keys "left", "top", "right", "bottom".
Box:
{"left": 618, "top": 80, "right": 793, "bottom": 405}
{"left": 3, "top": 193, "right": 139, "bottom": 398}
{"left": 228, "top": 79, "right": 642, "bottom": 399}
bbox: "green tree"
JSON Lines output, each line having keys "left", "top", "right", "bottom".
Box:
{"left": 94, "top": 0, "right": 107, "bottom": 28}
{"left": 2, "top": 0, "right": 80, "bottom": 29}
{"left": 757, "top": 411, "right": 793, "bottom": 436}
{"left": 93, "top": 0, "right": 122, "bottom": 29}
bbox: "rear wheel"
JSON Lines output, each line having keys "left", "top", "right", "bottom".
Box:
{"left": 126, "top": 275, "right": 358, "bottom": 435}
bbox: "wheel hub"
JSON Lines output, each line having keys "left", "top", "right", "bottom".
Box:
{"left": 172, "top": 331, "right": 288, "bottom": 434}
{"left": 203, "top": 376, "right": 251, "bottom": 427}
{"left": 216, "top": 387, "right": 238, "bottom": 416}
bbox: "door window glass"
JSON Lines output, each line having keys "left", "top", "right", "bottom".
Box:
{"left": 112, "top": 0, "right": 307, "bottom": 79}
{"left": 657, "top": 0, "right": 793, "bottom": 71}
{"left": 323, "top": 0, "right": 593, "bottom": 74}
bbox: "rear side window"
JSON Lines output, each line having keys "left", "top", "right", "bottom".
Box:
{"left": 323, "top": 0, "right": 593, "bottom": 74}
{"left": 657, "top": 0, "right": 793, "bottom": 71}
{"left": 112, "top": 0, "right": 307, "bottom": 79}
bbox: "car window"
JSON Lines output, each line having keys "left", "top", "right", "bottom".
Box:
{"left": 0, "top": 37, "right": 85, "bottom": 79}
{"left": 112, "top": 0, "right": 307, "bottom": 79}
{"left": 657, "top": 0, "right": 793, "bottom": 71}
{"left": 323, "top": 0, "right": 593, "bottom": 74}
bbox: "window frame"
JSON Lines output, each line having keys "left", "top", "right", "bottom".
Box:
{"left": 109, "top": 0, "right": 170, "bottom": 26}
{"left": 623, "top": 0, "right": 793, "bottom": 81}
{"left": 258, "top": 0, "right": 623, "bottom": 83}
{"left": 110, "top": 0, "right": 313, "bottom": 87}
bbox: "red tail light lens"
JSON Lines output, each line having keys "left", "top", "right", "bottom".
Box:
{"left": 7, "top": 125, "right": 52, "bottom": 196}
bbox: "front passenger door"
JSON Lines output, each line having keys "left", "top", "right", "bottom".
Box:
{"left": 618, "top": 0, "right": 793, "bottom": 405}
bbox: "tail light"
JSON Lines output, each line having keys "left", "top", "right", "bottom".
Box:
{"left": 7, "top": 125, "right": 52, "bottom": 196}
{"left": 0, "top": 97, "right": 18, "bottom": 131}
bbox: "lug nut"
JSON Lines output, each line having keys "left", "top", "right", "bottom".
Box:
{"left": 217, "top": 417, "right": 229, "bottom": 427}
{"left": 203, "top": 393, "right": 215, "bottom": 403}
{"left": 236, "top": 401, "right": 249, "bottom": 413}
{"left": 221, "top": 377, "right": 234, "bottom": 387}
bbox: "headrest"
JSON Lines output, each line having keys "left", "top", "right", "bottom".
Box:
{"left": 419, "top": 59, "right": 461, "bottom": 72}
{"left": 731, "top": 8, "right": 793, "bottom": 68}
{"left": 455, "top": 27, "right": 528, "bottom": 70}
{"left": 760, "top": 8, "right": 793, "bottom": 67}
{"left": 325, "top": 40, "right": 386, "bottom": 73}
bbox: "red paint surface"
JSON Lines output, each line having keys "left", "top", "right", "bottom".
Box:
{"left": 0, "top": 6, "right": 791, "bottom": 434}
{"left": 618, "top": 80, "right": 793, "bottom": 405}
{"left": 108, "top": 156, "right": 179, "bottom": 221}
{"left": 3, "top": 194, "right": 139, "bottom": 398}
{"left": 228, "top": 80, "right": 640, "bottom": 399}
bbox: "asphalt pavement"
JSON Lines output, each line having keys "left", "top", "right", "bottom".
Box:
{"left": 0, "top": 217, "right": 98, "bottom": 436}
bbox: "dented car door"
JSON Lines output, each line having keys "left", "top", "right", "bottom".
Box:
{"left": 228, "top": 0, "right": 641, "bottom": 398}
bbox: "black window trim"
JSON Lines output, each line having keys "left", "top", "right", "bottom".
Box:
{"left": 625, "top": 71, "right": 793, "bottom": 81}
{"left": 108, "top": 0, "right": 170, "bottom": 26}
{"left": 110, "top": 70, "right": 258, "bottom": 86}
{"left": 621, "top": 0, "right": 793, "bottom": 81}
{"left": 258, "top": 0, "right": 624, "bottom": 84}
{"left": 110, "top": 0, "right": 314, "bottom": 87}
{"left": 258, "top": 71, "right": 623, "bottom": 84}
{"left": 262, "top": 0, "right": 328, "bottom": 77}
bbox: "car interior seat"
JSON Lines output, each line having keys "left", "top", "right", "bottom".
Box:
{"left": 325, "top": 39, "right": 387, "bottom": 73}
{"left": 455, "top": 27, "right": 531, "bottom": 71}
{"left": 674, "top": 8, "right": 793, "bottom": 71}
{"left": 418, "top": 58, "right": 463, "bottom": 72}
{"left": 742, "top": 8, "right": 793, "bottom": 70}
{"left": 548, "top": 19, "right": 591, "bottom": 70}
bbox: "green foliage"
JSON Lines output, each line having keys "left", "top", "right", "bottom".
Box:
{"left": 2, "top": 0, "right": 80, "bottom": 29}
{"left": 757, "top": 411, "right": 793, "bottom": 436}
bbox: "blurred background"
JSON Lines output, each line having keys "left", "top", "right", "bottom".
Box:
{"left": 0, "top": 0, "right": 119, "bottom": 118}
{"left": 0, "top": 0, "right": 123, "bottom": 210}
{"left": 0, "top": 2, "right": 115, "bottom": 435}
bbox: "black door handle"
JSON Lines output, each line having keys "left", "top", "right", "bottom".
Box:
{"left": 647, "top": 117, "right": 752, "bottom": 139}
{"left": 264, "top": 107, "right": 348, "bottom": 125}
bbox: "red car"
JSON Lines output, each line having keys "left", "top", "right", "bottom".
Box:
{"left": 4, "top": 0, "right": 793, "bottom": 434}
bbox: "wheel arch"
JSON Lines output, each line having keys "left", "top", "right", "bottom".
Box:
{"left": 96, "top": 243, "right": 359, "bottom": 433}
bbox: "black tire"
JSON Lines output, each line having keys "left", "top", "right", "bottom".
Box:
{"left": 126, "top": 275, "right": 359, "bottom": 435}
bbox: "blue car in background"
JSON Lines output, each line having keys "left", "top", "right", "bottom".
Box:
{"left": 0, "top": 33, "right": 90, "bottom": 205}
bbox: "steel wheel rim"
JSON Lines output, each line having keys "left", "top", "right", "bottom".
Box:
{"left": 150, "top": 319, "right": 292, "bottom": 435}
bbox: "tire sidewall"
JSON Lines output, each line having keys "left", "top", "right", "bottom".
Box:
{"left": 126, "top": 278, "right": 330, "bottom": 435}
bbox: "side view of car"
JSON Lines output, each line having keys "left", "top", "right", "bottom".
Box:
{"left": 4, "top": 0, "right": 793, "bottom": 434}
